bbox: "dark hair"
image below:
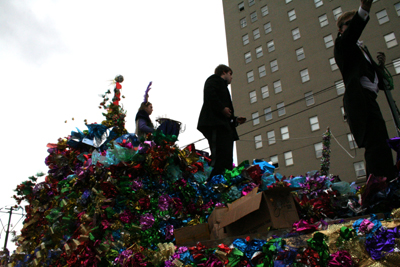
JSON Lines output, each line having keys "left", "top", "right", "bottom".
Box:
{"left": 138, "top": 102, "right": 152, "bottom": 111}
{"left": 214, "top": 64, "right": 233, "bottom": 76}
{"left": 337, "top": 10, "right": 357, "bottom": 29}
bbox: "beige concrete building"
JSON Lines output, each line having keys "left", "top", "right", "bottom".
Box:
{"left": 222, "top": 0, "right": 400, "bottom": 183}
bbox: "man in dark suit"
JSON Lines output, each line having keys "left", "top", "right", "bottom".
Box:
{"left": 197, "top": 65, "right": 246, "bottom": 181}
{"left": 334, "top": 0, "right": 395, "bottom": 180}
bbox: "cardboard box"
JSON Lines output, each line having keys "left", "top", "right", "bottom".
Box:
{"left": 208, "top": 187, "right": 299, "bottom": 239}
{"left": 174, "top": 223, "right": 210, "bottom": 245}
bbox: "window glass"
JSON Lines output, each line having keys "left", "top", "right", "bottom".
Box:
{"left": 277, "top": 102, "right": 285, "bottom": 116}
{"left": 296, "top": 47, "right": 305, "bottom": 61}
{"left": 384, "top": 33, "right": 398, "bottom": 48}
{"left": 319, "top": 14, "right": 328, "bottom": 27}
{"left": 264, "top": 107, "right": 272, "bottom": 121}
{"left": 255, "top": 135, "right": 262, "bottom": 149}
{"left": 261, "top": 85, "right": 269, "bottom": 98}
{"left": 292, "top": 28, "right": 300, "bottom": 40}
{"left": 252, "top": 112, "right": 260, "bottom": 125}
{"left": 284, "top": 151, "right": 294, "bottom": 166}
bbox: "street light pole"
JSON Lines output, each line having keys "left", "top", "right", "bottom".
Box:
{"left": 3, "top": 207, "right": 13, "bottom": 251}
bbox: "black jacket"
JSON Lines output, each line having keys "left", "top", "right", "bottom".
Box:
{"left": 197, "top": 74, "right": 239, "bottom": 140}
{"left": 334, "top": 12, "right": 385, "bottom": 147}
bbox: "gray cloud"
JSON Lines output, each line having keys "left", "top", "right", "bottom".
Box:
{"left": 0, "top": 1, "right": 66, "bottom": 64}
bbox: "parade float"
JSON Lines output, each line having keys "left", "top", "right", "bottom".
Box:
{"left": 8, "top": 76, "right": 400, "bottom": 267}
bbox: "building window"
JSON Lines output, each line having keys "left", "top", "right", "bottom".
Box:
{"left": 300, "top": 69, "right": 310, "bottom": 83}
{"left": 248, "top": 0, "right": 255, "bottom": 7}
{"left": 384, "top": 33, "right": 398, "bottom": 48}
{"left": 267, "top": 40, "right": 275, "bottom": 52}
{"left": 261, "top": 85, "right": 269, "bottom": 98}
{"left": 267, "top": 130, "right": 276, "bottom": 145}
{"left": 270, "top": 59, "right": 278, "bottom": 72}
{"left": 255, "top": 135, "right": 262, "bottom": 149}
{"left": 251, "top": 11, "right": 258, "bottom": 22}
{"left": 315, "top": 0, "right": 323, "bottom": 8}
{"left": 273, "top": 80, "right": 282, "bottom": 94}
{"left": 324, "top": 34, "right": 334, "bottom": 48}
{"left": 284, "top": 151, "right": 294, "bottom": 166}
{"left": 348, "top": 133, "right": 357, "bottom": 149}
{"left": 264, "top": 22, "right": 272, "bottom": 34}
{"left": 249, "top": 91, "right": 257, "bottom": 103}
{"left": 253, "top": 28, "right": 260, "bottom": 40}
{"left": 305, "top": 91, "right": 315, "bottom": 106}
{"left": 319, "top": 14, "right": 328, "bottom": 27}
{"left": 259, "top": 65, "right": 266, "bottom": 78}
{"left": 314, "top": 143, "right": 323, "bottom": 158}
{"left": 264, "top": 107, "right": 272, "bottom": 121}
{"left": 393, "top": 58, "right": 400, "bottom": 74}
{"left": 242, "top": 34, "right": 249, "bottom": 45}
{"left": 281, "top": 126, "right": 289, "bottom": 140}
{"left": 309, "top": 116, "right": 320, "bottom": 131}
{"left": 341, "top": 106, "right": 347, "bottom": 121}
{"left": 333, "top": 7, "right": 342, "bottom": 20}
{"left": 256, "top": 46, "right": 263, "bottom": 58}
{"left": 245, "top": 52, "right": 252, "bottom": 64}
{"left": 296, "top": 47, "right": 305, "bottom": 61}
{"left": 376, "top": 9, "right": 389, "bottom": 24}
{"left": 336, "top": 80, "right": 345, "bottom": 95}
{"left": 288, "top": 9, "right": 296, "bottom": 21}
{"left": 252, "top": 112, "right": 260, "bottom": 125}
{"left": 270, "top": 155, "right": 279, "bottom": 168}
{"left": 238, "top": 2, "right": 245, "bottom": 11}
{"left": 261, "top": 5, "right": 269, "bottom": 16}
{"left": 329, "top": 57, "right": 338, "bottom": 71}
{"left": 354, "top": 161, "right": 366, "bottom": 177}
{"left": 395, "top": 2, "right": 400, "bottom": 16}
{"left": 277, "top": 102, "right": 286, "bottom": 116}
{"left": 247, "top": 71, "right": 254, "bottom": 83}
{"left": 240, "top": 17, "right": 247, "bottom": 28}
{"left": 292, "top": 28, "right": 301, "bottom": 40}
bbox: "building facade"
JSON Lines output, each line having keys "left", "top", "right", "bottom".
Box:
{"left": 222, "top": 0, "right": 400, "bottom": 183}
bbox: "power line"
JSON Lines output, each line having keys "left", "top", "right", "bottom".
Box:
{"left": 180, "top": 83, "right": 338, "bottom": 149}
{"left": 180, "top": 67, "right": 400, "bottom": 149}
{"left": 239, "top": 94, "right": 343, "bottom": 137}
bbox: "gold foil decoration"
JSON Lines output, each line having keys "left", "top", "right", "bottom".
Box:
{"left": 64, "top": 243, "right": 71, "bottom": 255}
{"left": 71, "top": 239, "right": 81, "bottom": 249}
{"left": 391, "top": 208, "right": 400, "bottom": 220}
{"left": 172, "top": 258, "right": 183, "bottom": 267}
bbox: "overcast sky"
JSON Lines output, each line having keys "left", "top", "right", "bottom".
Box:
{"left": 0, "top": 0, "right": 231, "bottom": 251}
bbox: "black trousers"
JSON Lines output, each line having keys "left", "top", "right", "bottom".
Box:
{"left": 204, "top": 127, "right": 234, "bottom": 180}
{"left": 362, "top": 90, "right": 395, "bottom": 180}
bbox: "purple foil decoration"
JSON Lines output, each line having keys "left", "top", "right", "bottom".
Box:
{"left": 327, "top": 250, "right": 353, "bottom": 267}
{"left": 165, "top": 224, "right": 174, "bottom": 240}
{"left": 140, "top": 213, "right": 155, "bottom": 230}
{"left": 365, "top": 227, "right": 400, "bottom": 260}
{"left": 131, "top": 180, "right": 143, "bottom": 191}
{"left": 143, "top": 81, "right": 152, "bottom": 103}
{"left": 158, "top": 194, "right": 171, "bottom": 211}
{"left": 114, "top": 249, "right": 133, "bottom": 265}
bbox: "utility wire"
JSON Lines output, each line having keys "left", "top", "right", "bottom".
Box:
{"left": 181, "top": 65, "right": 400, "bottom": 149}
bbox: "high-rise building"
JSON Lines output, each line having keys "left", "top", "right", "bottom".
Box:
{"left": 222, "top": 0, "right": 400, "bottom": 183}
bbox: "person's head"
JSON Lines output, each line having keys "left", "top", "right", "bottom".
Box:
{"left": 337, "top": 10, "right": 357, "bottom": 34}
{"left": 139, "top": 102, "right": 153, "bottom": 115}
{"left": 215, "top": 64, "right": 233, "bottom": 84}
